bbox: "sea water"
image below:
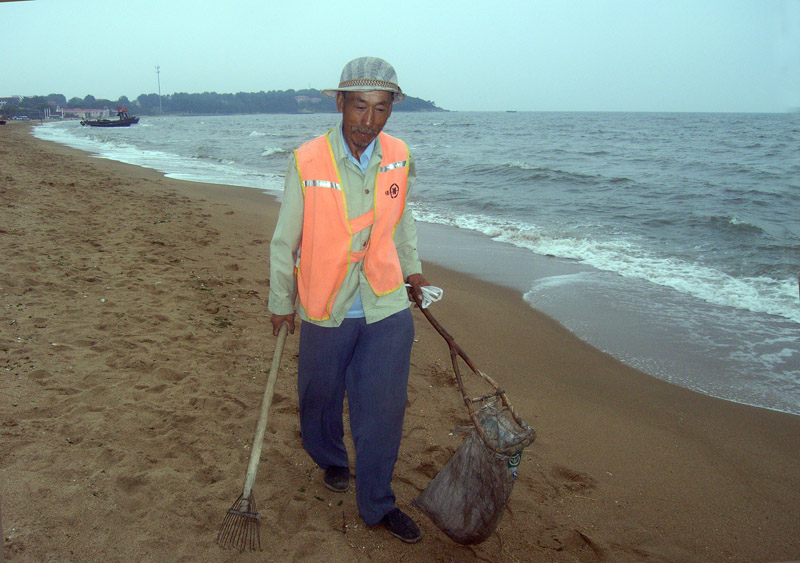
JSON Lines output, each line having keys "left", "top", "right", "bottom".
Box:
{"left": 34, "top": 112, "right": 800, "bottom": 415}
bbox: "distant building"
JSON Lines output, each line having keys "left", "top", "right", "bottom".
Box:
{"left": 61, "top": 107, "right": 110, "bottom": 119}
{"left": 0, "top": 96, "right": 23, "bottom": 108}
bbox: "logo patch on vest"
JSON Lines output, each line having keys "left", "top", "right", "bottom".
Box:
{"left": 386, "top": 183, "right": 400, "bottom": 198}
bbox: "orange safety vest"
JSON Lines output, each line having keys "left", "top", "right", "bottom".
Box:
{"left": 294, "top": 131, "right": 409, "bottom": 321}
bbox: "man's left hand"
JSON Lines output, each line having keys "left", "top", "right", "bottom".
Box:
{"left": 406, "top": 273, "right": 429, "bottom": 306}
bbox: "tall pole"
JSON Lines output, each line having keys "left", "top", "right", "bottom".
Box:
{"left": 155, "top": 65, "right": 163, "bottom": 114}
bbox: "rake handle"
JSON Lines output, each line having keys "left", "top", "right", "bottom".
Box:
{"left": 242, "top": 322, "right": 289, "bottom": 498}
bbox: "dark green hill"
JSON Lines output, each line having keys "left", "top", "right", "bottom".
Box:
{"left": 0, "top": 90, "right": 445, "bottom": 118}
{"left": 137, "top": 89, "right": 444, "bottom": 115}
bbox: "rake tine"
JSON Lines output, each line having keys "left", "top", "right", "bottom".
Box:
{"left": 217, "top": 492, "right": 261, "bottom": 551}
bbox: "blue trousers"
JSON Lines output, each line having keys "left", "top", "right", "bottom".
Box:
{"left": 297, "top": 308, "right": 414, "bottom": 525}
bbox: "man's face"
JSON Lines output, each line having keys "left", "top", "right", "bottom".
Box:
{"left": 337, "top": 90, "right": 394, "bottom": 159}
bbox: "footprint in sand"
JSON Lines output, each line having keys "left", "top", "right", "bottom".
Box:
{"left": 28, "top": 369, "right": 54, "bottom": 385}
{"left": 154, "top": 366, "right": 188, "bottom": 382}
{"left": 551, "top": 465, "right": 597, "bottom": 492}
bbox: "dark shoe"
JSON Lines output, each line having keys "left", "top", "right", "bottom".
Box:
{"left": 380, "top": 508, "right": 423, "bottom": 543}
{"left": 323, "top": 466, "right": 350, "bottom": 493}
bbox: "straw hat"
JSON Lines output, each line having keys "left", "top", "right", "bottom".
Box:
{"left": 321, "top": 57, "right": 405, "bottom": 103}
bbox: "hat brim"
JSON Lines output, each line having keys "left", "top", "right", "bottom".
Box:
{"left": 321, "top": 86, "right": 405, "bottom": 103}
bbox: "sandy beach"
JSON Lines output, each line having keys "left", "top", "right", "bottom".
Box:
{"left": 2, "top": 121, "right": 800, "bottom": 562}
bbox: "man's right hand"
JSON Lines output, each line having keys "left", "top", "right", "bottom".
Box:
{"left": 270, "top": 313, "right": 295, "bottom": 336}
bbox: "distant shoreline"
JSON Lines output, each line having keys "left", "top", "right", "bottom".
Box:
{"left": 2, "top": 89, "right": 446, "bottom": 121}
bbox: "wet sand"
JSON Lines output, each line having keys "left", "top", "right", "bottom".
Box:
{"left": 2, "top": 121, "right": 800, "bottom": 562}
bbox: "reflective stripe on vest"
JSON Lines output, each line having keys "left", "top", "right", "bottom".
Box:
{"left": 294, "top": 131, "right": 409, "bottom": 321}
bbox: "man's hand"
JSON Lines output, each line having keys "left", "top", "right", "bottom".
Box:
{"left": 406, "top": 273, "right": 430, "bottom": 306}
{"left": 270, "top": 313, "right": 295, "bottom": 336}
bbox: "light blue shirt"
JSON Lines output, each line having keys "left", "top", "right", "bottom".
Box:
{"left": 340, "top": 123, "right": 376, "bottom": 174}
{"left": 340, "top": 124, "right": 376, "bottom": 318}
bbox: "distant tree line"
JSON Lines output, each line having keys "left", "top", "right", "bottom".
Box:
{"left": 1, "top": 89, "right": 444, "bottom": 118}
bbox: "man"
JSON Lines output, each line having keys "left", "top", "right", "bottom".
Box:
{"left": 268, "top": 57, "right": 428, "bottom": 543}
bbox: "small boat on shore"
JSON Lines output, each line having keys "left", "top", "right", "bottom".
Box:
{"left": 81, "top": 116, "right": 139, "bottom": 127}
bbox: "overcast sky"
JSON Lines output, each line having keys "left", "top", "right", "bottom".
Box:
{"left": 3, "top": 0, "right": 798, "bottom": 112}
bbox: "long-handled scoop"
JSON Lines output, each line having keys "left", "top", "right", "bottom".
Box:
{"left": 409, "top": 289, "right": 535, "bottom": 455}
{"left": 217, "top": 322, "right": 290, "bottom": 551}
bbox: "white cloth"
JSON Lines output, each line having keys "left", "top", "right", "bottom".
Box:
{"left": 406, "top": 284, "right": 443, "bottom": 309}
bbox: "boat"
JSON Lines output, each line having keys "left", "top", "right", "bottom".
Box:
{"left": 80, "top": 116, "right": 139, "bottom": 127}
